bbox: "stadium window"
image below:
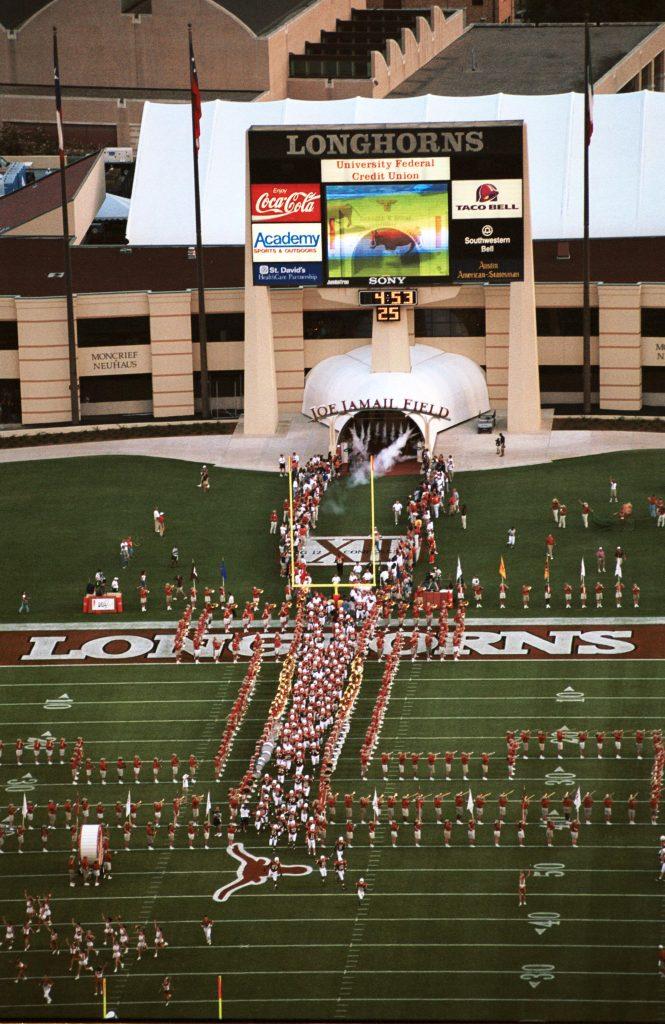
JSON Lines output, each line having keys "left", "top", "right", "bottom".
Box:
{"left": 303, "top": 311, "right": 373, "bottom": 340}
{"left": 539, "top": 365, "right": 599, "bottom": 392}
{"left": 414, "top": 308, "right": 486, "bottom": 337}
{"left": 556, "top": 242, "right": 571, "bottom": 260}
{"left": 642, "top": 367, "right": 665, "bottom": 394}
{"left": 641, "top": 309, "right": 665, "bottom": 336}
{"left": 194, "top": 370, "right": 244, "bottom": 416}
{"left": 78, "top": 373, "right": 153, "bottom": 403}
{"left": 0, "top": 379, "right": 21, "bottom": 423}
{"left": 77, "top": 317, "right": 150, "bottom": 347}
{"left": 190, "top": 313, "right": 244, "bottom": 342}
{"left": 536, "top": 308, "right": 599, "bottom": 336}
{"left": 0, "top": 321, "right": 19, "bottom": 350}
{"left": 121, "top": 1, "right": 152, "bottom": 12}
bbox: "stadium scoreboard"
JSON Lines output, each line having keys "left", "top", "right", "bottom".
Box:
{"left": 248, "top": 122, "right": 525, "bottom": 288}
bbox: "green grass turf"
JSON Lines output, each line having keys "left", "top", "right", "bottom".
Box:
{"left": 0, "top": 456, "right": 283, "bottom": 622}
{"left": 316, "top": 448, "right": 665, "bottom": 615}
{"left": 1, "top": 447, "right": 665, "bottom": 622}
{"left": 0, "top": 657, "right": 662, "bottom": 1021}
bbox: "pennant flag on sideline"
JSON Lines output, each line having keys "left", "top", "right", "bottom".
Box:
{"left": 467, "top": 788, "right": 474, "bottom": 815}
{"left": 499, "top": 556, "right": 507, "bottom": 580}
{"left": 580, "top": 557, "right": 586, "bottom": 580}
{"left": 125, "top": 789, "right": 131, "bottom": 818}
{"left": 456, "top": 557, "right": 463, "bottom": 582}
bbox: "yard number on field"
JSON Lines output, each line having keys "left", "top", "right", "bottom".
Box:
{"left": 528, "top": 912, "right": 561, "bottom": 936}
{"left": 5, "top": 773, "right": 38, "bottom": 793}
{"left": 520, "top": 964, "right": 556, "bottom": 988}
{"left": 43, "top": 693, "right": 73, "bottom": 710}
{"left": 533, "top": 862, "right": 566, "bottom": 878}
{"left": 544, "top": 766, "right": 577, "bottom": 787}
{"left": 548, "top": 725, "right": 578, "bottom": 745}
{"left": 556, "top": 687, "right": 585, "bottom": 703}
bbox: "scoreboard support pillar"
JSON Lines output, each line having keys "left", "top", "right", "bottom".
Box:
{"left": 243, "top": 135, "right": 279, "bottom": 437}
{"left": 507, "top": 122, "right": 542, "bottom": 434}
{"left": 371, "top": 310, "right": 412, "bottom": 374}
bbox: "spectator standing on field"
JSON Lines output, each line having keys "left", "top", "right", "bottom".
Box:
{"left": 18, "top": 592, "right": 30, "bottom": 614}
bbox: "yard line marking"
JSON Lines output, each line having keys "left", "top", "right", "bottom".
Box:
{"left": 0, "top": 890, "right": 659, "bottom": 903}
{"left": 1, "top": 996, "right": 662, "bottom": 1008}
{"left": 0, "top": 697, "right": 234, "bottom": 708}
{"left": 0, "top": 865, "right": 655, "bottom": 881}
{"left": 3, "top": 656, "right": 665, "bottom": 669}
{"left": 0, "top": 679, "right": 254, "bottom": 689}
{"left": 350, "top": 697, "right": 665, "bottom": 703}
{"left": 1, "top": 616, "right": 664, "bottom": 630}
{"left": 2, "top": 718, "right": 225, "bottom": 726}
{"left": 1, "top": 940, "right": 654, "bottom": 953}
{"left": 13, "top": 915, "right": 665, "bottom": 928}
{"left": 0, "top": 968, "right": 656, "bottom": 980}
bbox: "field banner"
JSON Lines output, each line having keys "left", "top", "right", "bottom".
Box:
{"left": 1, "top": 624, "right": 662, "bottom": 663}
{"left": 300, "top": 535, "right": 402, "bottom": 566}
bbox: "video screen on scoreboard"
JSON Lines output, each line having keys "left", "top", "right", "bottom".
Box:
{"left": 324, "top": 182, "right": 449, "bottom": 285}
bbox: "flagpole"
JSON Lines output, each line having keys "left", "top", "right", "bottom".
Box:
{"left": 582, "top": 17, "right": 592, "bottom": 415}
{"left": 188, "top": 24, "right": 210, "bottom": 420}
{"left": 53, "top": 27, "right": 80, "bottom": 426}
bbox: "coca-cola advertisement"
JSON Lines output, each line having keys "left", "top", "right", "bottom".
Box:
{"left": 251, "top": 183, "right": 321, "bottom": 223}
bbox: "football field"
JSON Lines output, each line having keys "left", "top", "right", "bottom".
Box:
{"left": 0, "top": 652, "right": 662, "bottom": 1021}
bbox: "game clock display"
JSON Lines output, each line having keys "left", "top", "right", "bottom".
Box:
{"left": 358, "top": 289, "right": 418, "bottom": 307}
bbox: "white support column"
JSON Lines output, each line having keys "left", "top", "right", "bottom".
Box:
{"left": 242, "top": 138, "right": 279, "bottom": 436}
{"left": 507, "top": 121, "right": 541, "bottom": 433}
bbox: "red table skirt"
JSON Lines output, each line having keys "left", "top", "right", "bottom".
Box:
{"left": 417, "top": 588, "right": 453, "bottom": 611}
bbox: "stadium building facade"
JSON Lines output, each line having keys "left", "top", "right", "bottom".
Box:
{"left": 1, "top": 92, "right": 665, "bottom": 436}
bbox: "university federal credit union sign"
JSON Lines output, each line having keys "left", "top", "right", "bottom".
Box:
{"left": 248, "top": 122, "right": 525, "bottom": 288}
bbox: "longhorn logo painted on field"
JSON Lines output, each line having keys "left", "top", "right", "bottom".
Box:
{"left": 212, "top": 843, "right": 312, "bottom": 903}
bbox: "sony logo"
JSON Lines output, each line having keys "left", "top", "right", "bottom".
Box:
{"left": 369, "top": 276, "right": 406, "bottom": 285}
{"left": 285, "top": 130, "right": 484, "bottom": 158}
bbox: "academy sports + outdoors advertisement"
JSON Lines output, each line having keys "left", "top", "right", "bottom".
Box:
{"left": 248, "top": 123, "right": 525, "bottom": 288}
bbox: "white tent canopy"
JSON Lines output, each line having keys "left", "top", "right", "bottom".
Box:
{"left": 95, "top": 193, "right": 131, "bottom": 220}
{"left": 302, "top": 344, "right": 489, "bottom": 446}
{"left": 127, "top": 91, "right": 665, "bottom": 245}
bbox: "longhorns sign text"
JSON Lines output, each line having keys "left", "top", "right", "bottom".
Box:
{"left": 309, "top": 397, "right": 450, "bottom": 423}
